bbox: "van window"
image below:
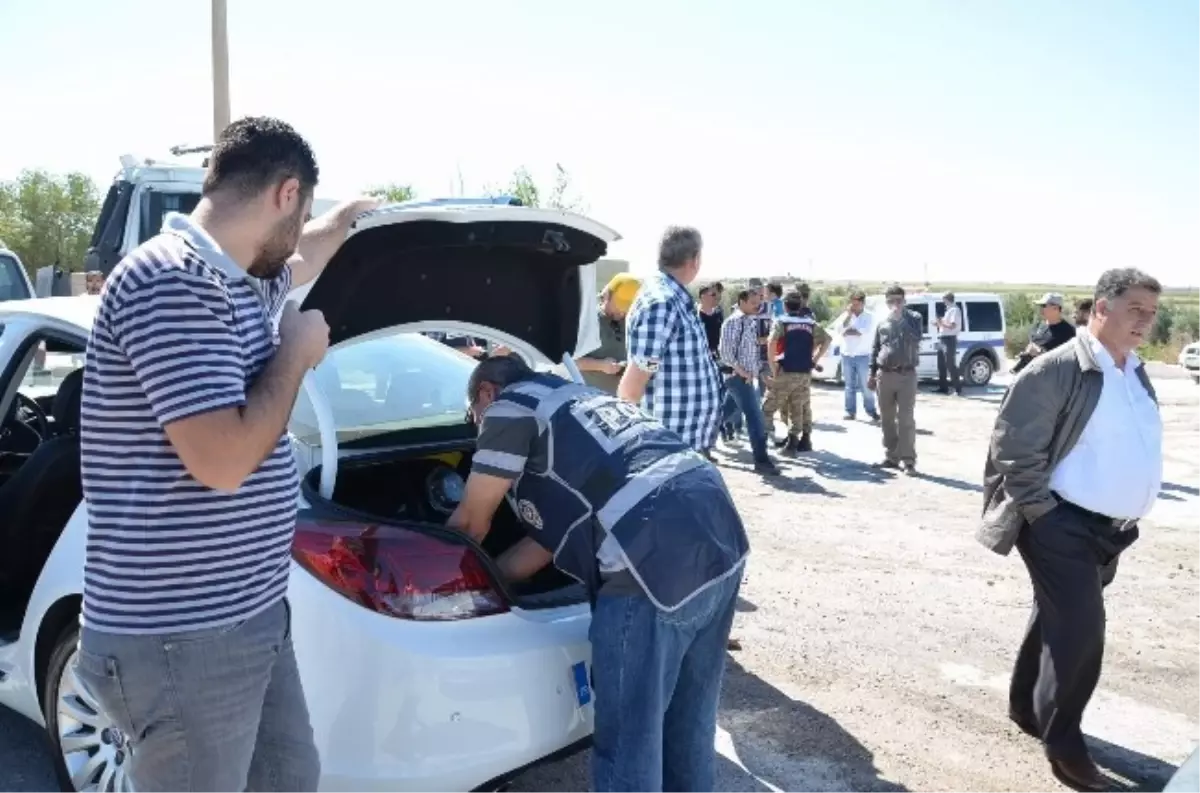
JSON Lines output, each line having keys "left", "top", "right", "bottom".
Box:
{"left": 0, "top": 253, "right": 31, "bottom": 301}
{"left": 966, "top": 301, "right": 1004, "bottom": 332}
{"left": 908, "top": 301, "right": 930, "bottom": 332}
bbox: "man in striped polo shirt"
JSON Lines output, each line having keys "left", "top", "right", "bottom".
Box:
{"left": 76, "top": 117, "right": 374, "bottom": 791}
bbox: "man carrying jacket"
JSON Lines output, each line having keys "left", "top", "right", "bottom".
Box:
{"left": 763, "top": 289, "right": 830, "bottom": 454}
{"left": 449, "top": 355, "right": 749, "bottom": 792}
{"left": 979, "top": 268, "right": 1163, "bottom": 791}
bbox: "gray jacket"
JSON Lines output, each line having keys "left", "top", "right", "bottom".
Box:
{"left": 870, "top": 308, "right": 923, "bottom": 375}
{"left": 978, "top": 331, "right": 1157, "bottom": 555}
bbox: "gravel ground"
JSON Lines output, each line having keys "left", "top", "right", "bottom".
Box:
{"left": 3, "top": 369, "right": 1197, "bottom": 792}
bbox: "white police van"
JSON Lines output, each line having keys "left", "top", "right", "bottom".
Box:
{"left": 814, "top": 291, "right": 1008, "bottom": 387}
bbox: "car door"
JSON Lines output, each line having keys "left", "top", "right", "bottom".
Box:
{"left": 910, "top": 299, "right": 939, "bottom": 377}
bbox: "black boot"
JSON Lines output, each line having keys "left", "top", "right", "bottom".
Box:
{"left": 798, "top": 431, "right": 813, "bottom": 452}
{"left": 781, "top": 433, "right": 799, "bottom": 456}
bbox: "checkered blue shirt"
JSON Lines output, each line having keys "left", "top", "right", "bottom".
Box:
{"left": 625, "top": 270, "right": 723, "bottom": 450}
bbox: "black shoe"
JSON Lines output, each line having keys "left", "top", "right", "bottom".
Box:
{"left": 797, "top": 431, "right": 813, "bottom": 452}
{"left": 701, "top": 449, "right": 716, "bottom": 463}
{"left": 754, "top": 459, "right": 781, "bottom": 476}
{"left": 899, "top": 460, "right": 917, "bottom": 475}
{"left": 935, "top": 387, "right": 951, "bottom": 395}
{"left": 781, "top": 434, "right": 799, "bottom": 457}
{"left": 772, "top": 435, "right": 789, "bottom": 449}
{"left": 1048, "top": 755, "right": 1110, "bottom": 792}
{"left": 843, "top": 413, "right": 856, "bottom": 421}
{"left": 873, "top": 459, "right": 901, "bottom": 469}
{"left": 866, "top": 411, "right": 880, "bottom": 422}
{"left": 1007, "top": 710, "right": 1040, "bottom": 739}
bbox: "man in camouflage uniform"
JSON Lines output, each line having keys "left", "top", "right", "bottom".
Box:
{"left": 763, "top": 289, "right": 830, "bottom": 454}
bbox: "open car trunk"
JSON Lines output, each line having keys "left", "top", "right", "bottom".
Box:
{"left": 301, "top": 443, "right": 586, "bottom": 610}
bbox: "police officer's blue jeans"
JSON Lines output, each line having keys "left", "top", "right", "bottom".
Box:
{"left": 589, "top": 571, "right": 742, "bottom": 792}
{"left": 722, "top": 375, "right": 770, "bottom": 462}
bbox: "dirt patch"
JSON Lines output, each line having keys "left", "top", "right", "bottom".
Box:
{"left": 514, "top": 376, "right": 1199, "bottom": 792}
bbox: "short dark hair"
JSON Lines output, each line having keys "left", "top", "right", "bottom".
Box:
{"left": 885, "top": 283, "right": 906, "bottom": 301}
{"left": 468, "top": 355, "right": 534, "bottom": 404}
{"left": 767, "top": 282, "right": 783, "bottom": 298}
{"left": 943, "top": 291, "right": 955, "bottom": 302}
{"left": 783, "top": 290, "right": 805, "bottom": 313}
{"left": 698, "top": 285, "right": 714, "bottom": 298}
{"left": 1094, "top": 268, "right": 1161, "bottom": 302}
{"left": 203, "top": 116, "right": 319, "bottom": 201}
{"left": 796, "top": 281, "right": 811, "bottom": 299}
{"left": 735, "top": 289, "right": 754, "bottom": 305}
{"left": 713, "top": 281, "right": 725, "bottom": 293}
{"left": 658, "top": 226, "right": 703, "bottom": 270}
{"left": 849, "top": 289, "right": 867, "bottom": 302}
{"left": 1076, "top": 298, "right": 1094, "bottom": 312}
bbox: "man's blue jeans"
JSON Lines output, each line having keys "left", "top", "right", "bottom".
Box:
{"left": 722, "top": 375, "right": 769, "bottom": 462}
{"left": 589, "top": 571, "right": 742, "bottom": 792}
{"left": 842, "top": 355, "right": 877, "bottom": 417}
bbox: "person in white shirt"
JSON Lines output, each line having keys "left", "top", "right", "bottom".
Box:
{"left": 978, "top": 267, "right": 1163, "bottom": 792}
{"left": 839, "top": 290, "right": 878, "bottom": 421}
{"left": 935, "top": 292, "right": 962, "bottom": 395}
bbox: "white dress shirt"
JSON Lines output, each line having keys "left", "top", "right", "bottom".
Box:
{"left": 1048, "top": 333, "right": 1163, "bottom": 520}
{"left": 840, "top": 310, "right": 874, "bottom": 357}
{"left": 939, "top": 305, "right": 961, "bottom": 337}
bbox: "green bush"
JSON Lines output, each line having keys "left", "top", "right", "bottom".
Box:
{"left": 1004, "top": 293, "right": 1038, "bottom": 329}
{"left": 1005, "top": 323, "right": 1033, "bottom": 358}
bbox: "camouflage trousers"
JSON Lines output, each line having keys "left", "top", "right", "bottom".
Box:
{"left": 761, "top": 372, "right": 812, "bottom": 436}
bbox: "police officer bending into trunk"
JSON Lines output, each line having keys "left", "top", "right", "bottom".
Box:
{"left": 448, "top": 355, "right": 749, "bottom": 793}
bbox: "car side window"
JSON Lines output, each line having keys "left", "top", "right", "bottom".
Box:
{"left": 908, "top": 302, "right": 930, "bottom": 334}
{"left": 0, "top": 253, "right": 31, "bottom": 301}
{"left": 966, "top": 301, "right": 1004, "bottom": 332}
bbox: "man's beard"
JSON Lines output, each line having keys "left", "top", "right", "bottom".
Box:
{"left": 248, "top": 206, "right": 304, "bottom": 280}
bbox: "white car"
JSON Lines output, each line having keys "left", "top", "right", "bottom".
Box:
{"left": 1178, "top": 342, "right": 1199, "bottom": 384}
{"left": 0, "top": 247, "right": 35, "bottom": 302}
{"left": 814, "top": 291, "right": 1009, "bottom": 387}
{"left": 0, "top": 202, "right": 618, "bottom": 791}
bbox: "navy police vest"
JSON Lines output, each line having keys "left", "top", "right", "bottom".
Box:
{"left": 777, "top": 314, "right": 817, "bottom": 373}
{"left": 489, "top": 373, "right": 749, "bottom": 611}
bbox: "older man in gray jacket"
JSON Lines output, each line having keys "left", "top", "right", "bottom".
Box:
{"left": 979, "top": 268, "right": 1163, "bottom": 792}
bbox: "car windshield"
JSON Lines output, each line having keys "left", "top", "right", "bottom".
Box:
{"left": 290, "top": 331, "right": 477, "bottom": 445}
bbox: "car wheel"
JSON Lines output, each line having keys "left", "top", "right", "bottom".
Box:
{"left": 42, "top": 623, "right": 134, "bottom": 792}
{"left": 965, "top": 353, "right": 994, "bottom": 387}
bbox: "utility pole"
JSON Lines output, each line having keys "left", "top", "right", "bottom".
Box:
{"left": 211, "top": 0, "right": 231, "bottom": 141}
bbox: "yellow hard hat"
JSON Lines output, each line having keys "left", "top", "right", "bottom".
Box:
{"left": 602, "top": 274, "right": 642, "bottom": 313}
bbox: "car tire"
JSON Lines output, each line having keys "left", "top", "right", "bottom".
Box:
{"left": 43, "top": 622, "right": 133, "bottom": 792}
{"left": 964, "top": 353, "right": 994, "bottom": 387}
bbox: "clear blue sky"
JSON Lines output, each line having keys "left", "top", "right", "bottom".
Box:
{"left": 2, "top": 0, "right": 1196, "bottom": 286}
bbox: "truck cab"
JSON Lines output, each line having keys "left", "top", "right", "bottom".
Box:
{"left": 85, "top": 150, "right": 338, "bottom": 276}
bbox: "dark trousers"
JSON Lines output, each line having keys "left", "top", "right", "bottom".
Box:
{"left": 937, "top": 335, "right": 960, "bottom": 391}
{"left": 1010, "top": 503, "right": 1138, "bottom": 762}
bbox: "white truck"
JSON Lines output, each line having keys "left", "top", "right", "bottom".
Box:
{"left": 85, "top": 148, "right": 337, "bottom": 278}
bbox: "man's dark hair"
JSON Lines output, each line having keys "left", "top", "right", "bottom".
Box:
{"left": 713, "top": 281, "right": 724, "bottom": 293}
{"left": 943, "top": 291, "right": 955, "bottom": 302}
{"left": 850, "top": 289, "right": 867, "bottom": 302}
{"left": 468, "top": 355, "right": 535, "bottom": 404}
{"left": 203, "top": 116, "right": 319, "bottom": 201}
{"left": 698, "top": 285, "right": 714, "bottom": 297}
{"left": 1094, "top": 268, "right": 1162, "bottom": 302}
{"left": 658, "top": 226, "right": 703, "bottom": 270}
{"left": 1076, "top": 298, "right": 1094, "bottom": 312}
{"left": 767, "top": 282, "right": 783, "bottom": 298}
{"left": 796, "top": 281, "right": 811, "bottom": 299}
{"left": 885, "top": 283, "right": 906, "bottom": 300}
{"left": 735, "top": 289, "right": 754, "bottom": 305}
{"left": 783, "top": 290, "right": 805, "bottom": 313}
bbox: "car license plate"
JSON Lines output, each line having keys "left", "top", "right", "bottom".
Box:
{"left": 571, "top": 661, "right": 592, "bottom": 707}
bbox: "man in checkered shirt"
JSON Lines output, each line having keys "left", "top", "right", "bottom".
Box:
{"left": 617, "top": 226, "right": 723, "bottom": 456}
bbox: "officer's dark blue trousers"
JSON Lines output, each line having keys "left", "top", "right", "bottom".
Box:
{"left": 588, "top": 571, "right": 741, "bottom": 792}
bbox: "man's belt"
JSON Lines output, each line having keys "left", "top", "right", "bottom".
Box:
{"left": 1052, "top": 493, "right": 1139, "bottom": 530}
{"left": 879, "top": 365, "right": 915, "bottom": 373}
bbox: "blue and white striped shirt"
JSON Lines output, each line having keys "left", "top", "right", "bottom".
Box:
{"left": 80, "top": 214, "right": 298, "bottom": 634}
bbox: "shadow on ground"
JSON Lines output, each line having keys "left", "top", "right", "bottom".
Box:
{"left": 1087, "top": 735, "right": 1180, "bottom": 792}
{"left": 718, "top": 657, "right": 907, "bottom": 791}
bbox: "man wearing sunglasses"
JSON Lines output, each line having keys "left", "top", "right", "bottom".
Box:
{"left": 452, "top": 354, "right": 748, "bottom": 792}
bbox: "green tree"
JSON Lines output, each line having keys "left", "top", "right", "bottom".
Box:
{"left": 0, "top": 169, "right": 101, "bottom": 275}
{"left": 366, "top": 183, "right": 417, "bottom": 203}
{"left": 489, "top": 164, "right": 584, "bottom": 210}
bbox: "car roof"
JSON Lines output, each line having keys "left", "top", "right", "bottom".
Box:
{"left": 0, "top": 295, "right": 100, "bottom": 333}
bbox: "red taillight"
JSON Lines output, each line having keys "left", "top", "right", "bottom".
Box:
{"left": 292, "top": 518, "right": 509, "bottom": 620}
